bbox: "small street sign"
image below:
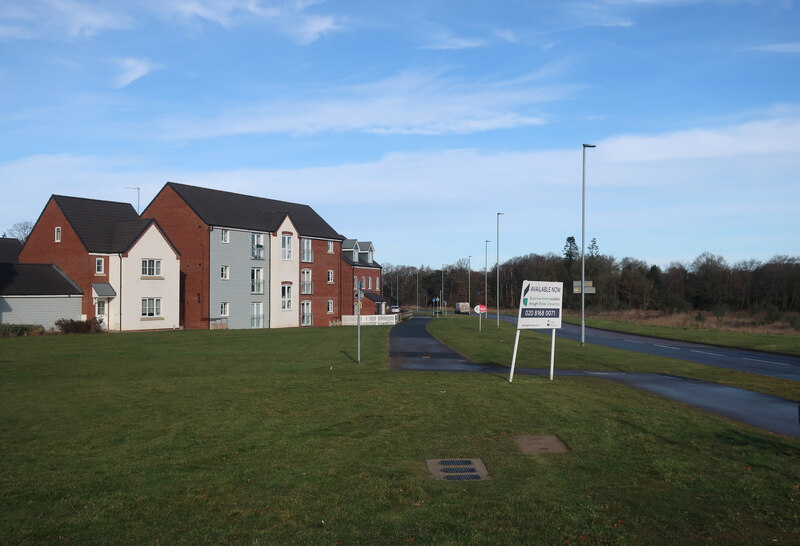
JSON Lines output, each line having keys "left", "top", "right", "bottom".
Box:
{"left": 474, "top": 304, "right": 487, "bottom": 313}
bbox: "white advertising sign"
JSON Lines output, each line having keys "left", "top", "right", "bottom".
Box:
{"left": 517, "top": 281, "right": 563, "bottom": 329}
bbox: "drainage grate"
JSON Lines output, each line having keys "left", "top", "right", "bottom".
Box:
{"left": 426, "top": 458, "right": 490, "bottom": 481}
{"left": 441, "top": 467, "right": 477, "bottom": 473}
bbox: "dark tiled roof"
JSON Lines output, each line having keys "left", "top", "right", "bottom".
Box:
{"left": 0, "top": 263, "right": 83, "bottom": 296}
{"left": 363, "top": 291, "right": 387, "bottom": 303}
{"left": 53, "top": 195, "right": 142, "bottom": 253}
{"left": 0, "top": 238, "right": 22, "bottom": 263}
{"left": 163, "top": 182, "right": 342, "bottom": 240}
{"left": 343, "top": 254, "right": 382, "bottom": 270}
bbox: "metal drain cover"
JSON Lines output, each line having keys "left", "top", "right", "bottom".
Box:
{"left": 426, "top": 458, "right": 490, "bottom": 481}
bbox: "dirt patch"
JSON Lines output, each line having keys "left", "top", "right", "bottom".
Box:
{"left": 514, "top": 435, "right": 570, "bottom": 454}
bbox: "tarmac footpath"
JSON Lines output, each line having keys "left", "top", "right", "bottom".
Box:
{"left": 388, "top": 316, "right": 800, "bottom": 440}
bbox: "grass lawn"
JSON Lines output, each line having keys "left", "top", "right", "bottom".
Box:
{"left": 562, "top": 314, "right": 800, "bottom": 356}
{"left": 1, "top": 326, "right": 799, "bottom": 544}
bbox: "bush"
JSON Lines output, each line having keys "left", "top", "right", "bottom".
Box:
{"left": 55, "top": 317, "right": 104, "bottom": 334}
{"left": 694, "top": 311, "right": 705, "bottom": 324}
{"left": 0, "top": 324, "right": 45, "bottom": 337}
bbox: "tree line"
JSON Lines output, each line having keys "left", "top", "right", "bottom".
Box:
{"left": 381, "top": 238, "right": 800, "bottom": 318}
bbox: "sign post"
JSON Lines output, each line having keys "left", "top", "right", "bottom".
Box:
{"left": 509, "top": 281, "right": 564, "bottom": 382}
{"left": 474, "top": 304, "right": 487, "bottom": 331}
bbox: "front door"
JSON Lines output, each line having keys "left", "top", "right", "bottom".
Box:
{"left": 95, "top": 299, "right": 108, "bottom": 329}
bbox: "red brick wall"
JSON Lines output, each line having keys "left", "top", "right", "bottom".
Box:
{"left": 340, "top": 261, "right": 382, "bottom": 316}
{"left": 304, "top": 238, "right": 341, "bottom": 326}
{"left": 142, "top": 186, "right": 210, "bottom": 329}
{"left": 19, "top": 198, "right": 96, "bottom": 318}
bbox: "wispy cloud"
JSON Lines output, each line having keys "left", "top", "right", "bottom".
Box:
{"left": 0, "top": 0, "right": 132, "bottom": 40}
{"left": 160, "top": 70, "right": 571, "bottom": 139}
{"left": 114, "top": 57, "right": 158, "bottom": 88}
{"left": 421, "top": 32, "right": 488, "bottom": 50}
{"left": 744, "top": 42, "right": 800, "bottom": 53}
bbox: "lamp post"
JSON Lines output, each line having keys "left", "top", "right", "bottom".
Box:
{"left": 416, "top": 268, "right": 419, "bottom": 311}
{"left": 485, "top": 240, "right": 490, "bottom": 313}
{"left": 496, "top": 212, "right": 503, "bottom": 327}
{"left": 441, "top": 265, "right": 445, "bottom": 317}
{"left": 467, "top": 255, "right": 472, "bottom": 312}
{"left": 581, "top": 143, "right": 596, "bottom": 347}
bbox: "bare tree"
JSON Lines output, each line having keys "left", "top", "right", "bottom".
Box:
{"left": 7, "top": 221, "right": 34, "bottom": 243}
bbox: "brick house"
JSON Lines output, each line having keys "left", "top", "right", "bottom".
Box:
{"left": 342, "top": 239, "right": 385, "bottom": 316}
{"left": 142, "top": 182, "right": 344, "bottom": 329}
{"left": 19, "top": 195, "right": 180, "bottom": 331}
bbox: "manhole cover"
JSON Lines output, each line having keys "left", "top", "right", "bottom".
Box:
{"left": 426, "top": 458, "right": 490, "bottom": 480}
{"left": 514, "top": 435, "right": 570, "bottom": 454}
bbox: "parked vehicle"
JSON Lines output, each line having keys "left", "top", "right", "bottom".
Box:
{"left": 454, "top": 302, "right": 470, "bottom": 314}
{"left": 390, "top": 305, "right": 400, "bottom": 313}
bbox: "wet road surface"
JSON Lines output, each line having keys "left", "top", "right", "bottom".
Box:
{"left": 389, "top": 317, "right": 800, "bottom": 440}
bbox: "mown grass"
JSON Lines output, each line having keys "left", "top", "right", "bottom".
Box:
{"left": 1, "top": 326, "right": 799, "bottom": 544}
{"left": 562, "top": 314, "right": 800, "bottom": 356}
{"left": 427, "top": 316, "right": 800, "bottom": 401}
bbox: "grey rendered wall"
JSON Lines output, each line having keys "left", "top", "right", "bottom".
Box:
{"left": 209, "top": 228, "right": 270, "bottom": 329}
{"left": 0, "top": 296, "right": 82, "bottom": 329}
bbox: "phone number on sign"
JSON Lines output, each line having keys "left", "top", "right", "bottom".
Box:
{"left": 521, "top": 308, "right": 560, "bottom": 318}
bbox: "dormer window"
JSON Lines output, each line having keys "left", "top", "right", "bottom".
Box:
{"left": 352, "top": 248, "right": 358, "bottom": 261}
{"left": 368, "top": 250, "right": 373, "bottom": 263}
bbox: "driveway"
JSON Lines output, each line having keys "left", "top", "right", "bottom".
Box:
{"left": 389, "top": 316, "right": 800, "bottom": 440}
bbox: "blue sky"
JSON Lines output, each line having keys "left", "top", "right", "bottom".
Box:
{"left": 1, "top": 0, "right": 798, "bottom": 269}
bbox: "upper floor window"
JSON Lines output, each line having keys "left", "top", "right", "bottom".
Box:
{"left": 251, "top": 267, "right": 264, "bottom": 294}
{"left": 95, "top": 258, "right": 104, "bottom": 275}
{"left": 251, "top": 233, "right": 264, "bottom": 260}
{"left": 352, "top": 248, "right": 358, "bottom": 261}
{"left": 55, "top": 226, "right": 61, "bottom": 243}
{"left": 301, "top": 238, "right": 313, "bottom": 263}
{"left": 327, "top": 241, "right": 334, "bottom": 254}
{"left": 220, "top": 229, "right": 230, "bottom": 243}
{"left": 282, "top": 234, "right": 292, "bottom": 260}
{"left": 327, "top": 270, "right": 334, "bottom": 284}
{"left": 142, "top": 259, "right": 162, "bottom": 277}
{"left": 220, "top": 265, "right": 230, "bottom": 280}
{"left": 368, "top": 250, "right": 373, "bottom": 263}
{"left": 368, "top": 277, "right": 372, "bottom": 290}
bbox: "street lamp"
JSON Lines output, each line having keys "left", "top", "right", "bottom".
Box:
{"left": 467, "top": 255, "right": 472, "bottom": 312}
{"left": 581, "top": 143, "right": 596, "bottom": 347}
{"left": 496, "top": 212, "right": 503, "bottom": 327}
{"left": 485, "top": 240, "right": 490, "bottom": 312}
{"left": 441, "top": 265, "right": 445, "bottom": 317}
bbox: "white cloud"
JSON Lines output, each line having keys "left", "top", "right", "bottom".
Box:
{"left": 744, "top": 42, "right": 800, "bottom": 53}
{"left": 161, "top": 70, "right": 573, "bottom": 139}
{"left": 0, "top": 0, "right": 132, "bottom": 40}
{"left": 114, "top": 57, "right": 158, "bottom": 88}
{"left": 422, "top": 33, "right": 488, "bottom": 50}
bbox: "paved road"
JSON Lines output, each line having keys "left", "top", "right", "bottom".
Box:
{"left": 492, "top": 315, "right": 800, "bottom": 381}
{"left": 389, "top": 317, "right": 800, "bottom": 440}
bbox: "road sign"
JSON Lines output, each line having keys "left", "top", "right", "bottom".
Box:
{"left": 474, "top": 304, "right": 487, "bottom": 313}
{"left": 573, "top": 280, "right": 596, "bottom": 294}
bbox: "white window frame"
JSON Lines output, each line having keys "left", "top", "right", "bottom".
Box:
{"left": 95, "top": 257, "right": 104, "bottom": 275}
{"left": 327, "top": 299, "right": 334, "bottom": 314}
{"left": 282, "top": 234, "right": 292, "bottom": 260}
{"left": 220, "top": 302, "right": 229, "bottom": 317}
{"left": 55, "top": 226, "right": 61, "bottom": 243}
{"left": 328, "top": 241, "right": 334, "bottom": 254}
{"left": 301, "top": 300, "right": 312, "bottom": 326}
{"left": 281, "top": 284, "right": 292, "bottom": 310}
{"left": 368, "top": 277, "right": 372, "bottom": 290}
{"left": 301, "top": 238, "right": 313, "bottom": 263}
{"left": 250, "top": 302, "right": 264, "bottom": 328}
{"left": 251, "top": 233, "right": 265, "bottom": 260}
{"left": 220, "top": 229, "right": 230, "bottom": 243}
{"left": 96, "top": 299, "right": 106, "bottom": 317}
{"left": 141, "top": 297, "right": 162, "bottom": 318}
{"left": 251, "top": 267, "right": 264, "bottom": 294}
{"left": 327, "top": 269, "right": 334, "bottom": 284}
{"left": 141, "top": 258, "right": 162, "bottom": 277}
{"left": 220, "top": 265, "right": 230, "bottom": 280}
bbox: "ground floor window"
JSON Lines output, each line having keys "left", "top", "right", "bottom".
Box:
{"left": 301, "top": 300, "right": 312, "bottom": 326}
{"left": 250, "top": 302, "right": 264, "bottom": 328}
{"left": 141, "top": 297, "right": 161, "bottom": 317}
{"left": 281, "top": 285, "right": 292, "bottom": 310}
{"left": 327, "top": 300, "right": 334, "bottom": 314}
{"left": 220, "top": 302, "right": 229, "bottom": 317}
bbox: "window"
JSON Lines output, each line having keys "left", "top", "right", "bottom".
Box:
{"left": 141, "top": 297, "right": 161, "bottom": 317}
{"left": 220, "top": 302, "right": 229, "bottom": 317}
{"left": 55, "top": 226, "right": 61, "bottom": 243}
{"left": 301, "top": 301, "right": 312, "bottom": 326}
{"left": 328, "top": 241, "right": 334, "bottom": 254}
{"left": 141, "top": 259, "right": 161, "bottom": 277}
{"left": 281, "top": 285, "right": 292, "bottom": 310}
{"left": 220, "top": 265, "right": 230, "bottom": 280}
{"left": 368, "top": 250, "right": 373, "bottom": 263}
{"left": 281, "top": 234, "right": 292, "bottom": 260}
{"left": 376, "top": 277, "right": 380, "bottom": 292}
{"left": 301, "top": 269, "right": 312, "bottom": 294}
{"left": 327, "top": 299, "right": 334, "bottom": 314}
{"left": 251, "top": 267, "right": 264, "bottom": 294}
{"left": 96, "top": 300, "right": 106, "bottom": 317}
{"left": 95, "top": 258, "right": 104, "bottom": 275}
{"left": 352, "top": 248, "right": 358, "bottom": 261}
{"left": 368, "top": 277, "right": 372, "bottom": 290}
{"left": 354, "top": 276, "right": 358, "bottom": 290}
{"left": 250, "top": 302, "right": 264, "bottom": 328}
{"left": 220, "top": 229, "right": 230, "bottom": 243}
{"left": 301, "top": 238, "right": 313, "bottom": 262}
{"left": 251, "top": 233, "right": 264, "bottom": 259}
{"left": 362, "top": 276, "right": 366, "bottom": 290}
{"left": 327, "top": 269, "right": 334, "bottom": 284}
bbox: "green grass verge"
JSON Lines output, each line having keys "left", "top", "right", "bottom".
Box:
{"left": 562, "top": 315, "right": 800, "bottom": 356}
{"left": 1, "top": 327, "right": 798, "bottom": 544}
{"left": 427, "top": 316, "right": 800, "bottom": 400}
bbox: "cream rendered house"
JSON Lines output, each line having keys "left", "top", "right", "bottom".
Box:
{"left": 269, "top": 214, "right": 300, "bottom": 328}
